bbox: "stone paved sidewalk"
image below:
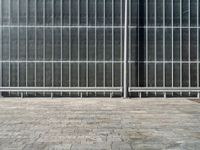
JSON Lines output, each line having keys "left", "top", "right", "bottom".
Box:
{"left": 0, "top": 98, "right": 200, "bottom": 150}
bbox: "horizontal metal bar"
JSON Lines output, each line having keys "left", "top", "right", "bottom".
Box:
{"left": 0, "top": 60, "right": 123, "bottom": 63}
{"left": 129, "top": 26, "right": 200, "bottom": 29}
{"left": 129, "top": 87, "right": 200, "bottom": 92}
{"left": 0, "top": 87, "right": 122, "bottom": 92}
{"left": 0, "top": 25, "right": 124, "bottom": 29}
{"left": 128, "top": 61, "right": 200, "bottom": 63}
{"left": 0, "top": 61, "right": 199, "bottom": 64}
{"left": 1, "top": 25, "right": 200, "bottom": 29}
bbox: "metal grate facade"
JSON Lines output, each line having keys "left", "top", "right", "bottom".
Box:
{"left": 0, "top": 0, "right": 199, "bottom": 98}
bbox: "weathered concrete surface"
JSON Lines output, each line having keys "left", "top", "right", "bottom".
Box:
{"left": 0, "top": 98, "right": 200, "bottom": 150}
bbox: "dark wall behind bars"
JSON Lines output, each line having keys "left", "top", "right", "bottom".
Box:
{"left": 0, "top": 0, "right": 199, "bottom": 97}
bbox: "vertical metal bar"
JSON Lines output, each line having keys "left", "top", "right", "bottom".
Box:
{"left": 9, "top": 0, "right": 11, "bottom": 95}
{"left": 172, "top": 0, "right": 174, "bottom": 95}
{"left": 155, "top": 0, "right": 157, "bottom": 95}
{"left": 78, "top": 0, "right": 80, "bottom": 96}
{"left": 21, "top": 92, "right": 23, "bottom": 98}
{"left": 137, "top": 0, "right": 140, "bottom": 89}
{"left": 128, "top": 0, "right": 131, "bottom": 95}
{"left": 35, "top": 0, "right": 37, "bottom": 96}
{"left": 180, "top": 0, "right": 182, "bottom": 96}
{"left": 17, "top": 0, "right": 20, "bottom": 96}
{"left": 163, "top": 0, "right": 166, "bottom": 95}
{"left": 123, "top": 0, "right": 128, "bottom": 98}
{"left": 95, "top": 0, "right": 97, "bottom": 95}
{"left": 60, "top": 0, "right": 63, "bottom": 96}
{"left": 69, "top": 0, "right": 71, "bottom": 96}
{"left": 139, "top": 92, "right": 142, "bottom": 98}
{"left": 112, "top": 0, "right": 114, "bottom": 95}
{"left": 164, "top": 92, "right": 167, "bottom": 98}
{"left": 52, "top": 0, "right": 54, "bottom": 97}
{"left": 120, "top": 0, "right": 123, "bottom": 96}
{"left": 197, "top": 0, "right": 199, "bottom": 97}
{"left": 43, "top": 0, "right": 46, "bottom": 96}
{"left": 26, "top": 0, "right": 28, "bottom": 95}
{"left": 146, "top": 0, "right": 148, "bottom": 95}
{"left": 103, "top": 0, "right": 106, "bottom": 96}
{"left": 86, "top": 0, "right": 88, "bottom": 96}
{"left": 188, "top": 0, "right": 191, "bottom": 95}
{"left": 0, "top": 0, "right": 2, "bottom": 96}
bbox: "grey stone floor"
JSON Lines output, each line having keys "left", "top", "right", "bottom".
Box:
{"left": 0, "top": 98, "right": 200, "bottom": 150}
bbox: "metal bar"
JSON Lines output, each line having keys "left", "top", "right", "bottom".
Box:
{"left": 0, "top": 60, "right": 124, "bottom": 63}
{"left": 0, "top": 25, "right": 125, "bottom": 28}
{"left": 129, "top": 87, "right": 200, "bottom": 92}
{"left": 78, "top": 0, "right": 80, "bottom": 96}
{"left": 1, "top": 86, "right": 199, "bottom": 94}
{"left": 128, "top": 60, "right": 200, "bottom": 63}
{"left": 112, "top": 0, "right": 114, "bottom": 93}
{"left": 139, "top": 92, "right": 142, "bottom": 98}
{"left": 17, "top": 0, "right": 20, "bottom": 96}
{"left": 180, "top": 0, "right": 182, "bottom": 95}
{"left": 188, "top": 0, "right": 191, "bottom": 95}
{"left": 155, "top": 0, "right": 157, "bottom": 95}
{"left": 129, "top": 26, "right": 200, "bottom": 28}
{"left": 197, "top": 0, "right": 200, "bottom": 97}
{"left": 95, "top": 0, "right": 97, "bottom": 95}
{"left": 26, "top": 0, "right": 28, "bottom": 95}
{"left": 137, "top": 0, "right": 140, "bottom": 88}
{"left": 69, "top": 0, "right": 71, "bottom": 95}
{"left": 0, "top": 60, "right": 199, "bottom": 63}
{"left": 120, "top": 0, "right": 123, "bottom": 97}
{"left": 123, "top": 0, "right": 128, "bottom": 98}
{"left": 35, "top": 0, "right": 37, "bottom": 96}
{"left": 86, "top": 0, "right": 89, "bottom": 96}
{"left": 172, "top": 0, "right": 174, "bottom": 95}
{"left": 103, "top": 0, "right": 106, "bottom": 96}
{"left": 9, "top": 0, "right": 11, "bottom": 95}
{"left": 146, "top": 0, "right": 148, "bottom": 95}
{"left": 128, "top": 0, "right": 131, "bottom": 94}
{"left": 0, "top": 87, "right": 123, "bottom": 92}
{"left": 21, "top": 92, "right": 23, "bottom": 98}
{"left": 60, "top": 0, "right": 63, "bottom": 96}
{"left": 43, "top": 0, "right": 46, "bottom": 96}
{"left": 163, "top": 0, "right": 166, "bottom": 93}
{"left": 52, "top": 0, "right": 54, "bottom": 96}
{"left": 1, "top": 25, "right": 200, "bottom": 29}
{"left": 0, "top": 0, "right": 2, "bottom": 96}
